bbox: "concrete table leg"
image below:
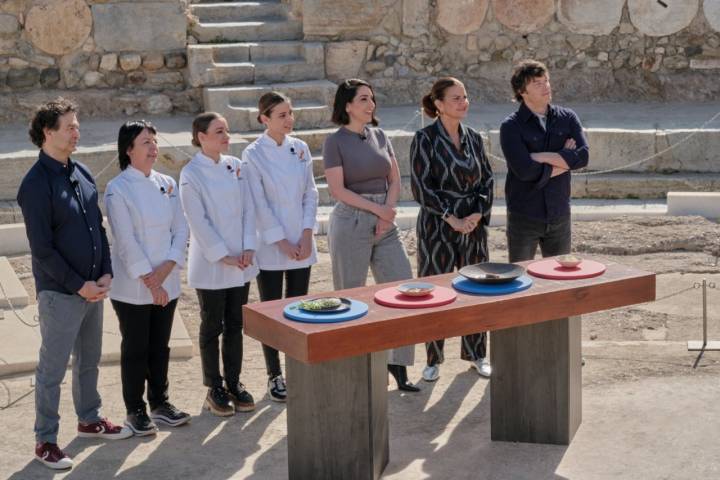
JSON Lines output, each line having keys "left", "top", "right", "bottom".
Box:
{"left": 286, "top": 351, "right": 389, "bottom": 480}
{"left": 490, "top": 316, "right": 582, "bottom": 445}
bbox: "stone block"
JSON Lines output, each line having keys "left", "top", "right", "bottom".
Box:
{"left": 0, "top": 256, "right": 28, "bottom": 308}
{"left": 303, "top": 0, "right": 383, "bottom": 36}
{"left": 437, "top": 0, "right": 488, "bottom": 35}
{"left": 661, "top": 130, "right": 720, "bottom": 172}
{"left": 127, "top": 70, "right": 146, "bottom": 85}
{"left": 26, "top": 0, "right": 92, "bottom": 55}
{"left": 705, "top": 0, "right": 720, "bottom": 32}
{"left": 402, "top": 0, "right": 430, "bottom": 37}
{"left": 99, "top": 53, "right": 117, "bottom": 72}
{"left": 143, "top": 53, "right": 165, "bottom": 71}
{"left": 667, "top": 192, "right": 720, "bottom": 218}
{"left": 92, "top": 2, "right": 187, "bottom": 51}
{"left": 105, "top": 71, "right": 126, "bottom": 88}
{"left": 558, "top": 0, "right": 624, "bottom": 35}
{"left": 119, "top": 53, "right": 142, "bottom": 71}
{"left": 146, "top": 72, "right": 184, "bottom": 88}
{"left": 7, "top": 67, "right": 39, "bottom": 88}
{"left": 689, "top": 58, "right": 720, "bottom": 69}
{"left": 39, "top": 68, "right": 60, "bottom": 88}
{"left": 585, "top": 129, "right": 657, "bottom": 172}
{"left": 492, "top": 0, "right": 555, "bottom": 33}
{"left": 0, "top": 13, "right": 19, "bottom": 36}
{"left": 628, "top": 0, "right": 699, "bottom": 37}
{"left": 326, "top": 41, "right": 368, "bottom": 81}
{"left": 165, "top": 52, "right": 187, "bottom": 69}
{"left": 143, "top": 94, "right": 173, "bottom": 114}
{"left": 7, "top": 57, "right": 28, "bottom": 68}
{"left": 83, "top": 71, "right": 104, "bottom": 87}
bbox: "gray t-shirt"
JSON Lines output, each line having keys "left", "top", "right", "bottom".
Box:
{"left": 322, "top": 126, "right": 394, "bottom": 194}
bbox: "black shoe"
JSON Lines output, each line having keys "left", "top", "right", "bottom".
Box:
{"left": 388, "top": 364, "right": 420, "bottom": 392}
{"left": 150, "top": 402, "right": 191, "bottom": 427}
{"left": 267, "top": 375, "right": 287, "bottom": 402}
{"left": 227, "top": 383, "right": 255, "bottom": 412}
{"left": 204, "top": 387, "right": 235, "bottom": 417}
{"left": 124, "top": 408, "right": 158, "bottom": 436}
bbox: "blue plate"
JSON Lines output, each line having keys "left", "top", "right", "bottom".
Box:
{"left": 452, "top": 275, "right": 533, "bottom": 295}
{"left": 284, "top": 298, "right": 369, "bottom": 323}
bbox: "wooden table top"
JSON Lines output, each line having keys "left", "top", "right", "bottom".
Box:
{"left": 243, "top": 259, "right": 655, "bottom": 364}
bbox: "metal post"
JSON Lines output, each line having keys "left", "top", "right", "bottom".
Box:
{"left": 688, "top": 279, "right": 720, "bottom": 351}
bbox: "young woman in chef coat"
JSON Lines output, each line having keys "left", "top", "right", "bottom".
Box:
{"left": 105, "top": 120, "right": 191, "bottom": 435}
{"left": 243, "top": 92, "right": 318, "bottom": 402}
{"left": 179, "top": 112, "right": 258, "bottom": 417}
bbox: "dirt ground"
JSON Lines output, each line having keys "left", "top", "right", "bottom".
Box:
{"left": 7, "top": 215, "right": 720, "bottom": 387}
{"left": 3, "top": 215, "right": 720, "bottom": 479}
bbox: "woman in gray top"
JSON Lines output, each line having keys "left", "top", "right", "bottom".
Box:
{"left": 323, "top": 79, "right": 419, "bottom": 392}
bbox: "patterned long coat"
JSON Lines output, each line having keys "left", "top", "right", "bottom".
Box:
{"left": 410, "top": 120, "right": 494, "bottom": 276}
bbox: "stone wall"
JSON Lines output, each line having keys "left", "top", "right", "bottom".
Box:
{"left": 0, "top": 0, "right": 199, "bottom": 123}
{"left": 310, "top": 0, "right": 720, "bottom": 104}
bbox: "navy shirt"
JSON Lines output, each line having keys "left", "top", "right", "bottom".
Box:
{"left": 17, "top": 150, "right": 112, "bottom": 295}
{"left": 500, "top": 102, "right": 589, "bottom": 222}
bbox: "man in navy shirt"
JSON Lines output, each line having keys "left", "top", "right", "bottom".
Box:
{"left": 17, "top": 98, "right": 131, "bottom": 470}
{"left": 499, "top": 60, "right": 589, "bottom": 262}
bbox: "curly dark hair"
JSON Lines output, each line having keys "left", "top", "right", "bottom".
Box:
{"left": 28, "top": 97, "right": 78, "bottom": 148}
{"left": 510, "top": 59, "right": 548, "bottom": 102}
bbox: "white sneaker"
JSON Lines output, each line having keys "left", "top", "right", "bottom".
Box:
{"left": 267, "top": 375, "right": 287, "bottom": 402}
{"left": 471, "top": 358, "right": 492, "bottom": 378}
{"left": 422, "top": 364, "right": 440, "bottom": 382}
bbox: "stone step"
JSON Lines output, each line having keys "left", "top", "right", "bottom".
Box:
{"left": 191, "top": 18, "right": 302, "bottom": 42}
{"left": 314, "top": 172, "right": 720, "bottom": 206}
{"left": 667, "top": 192, "right": 720, "bottom": 219}
{"left": 0, "top": 256, "right": 28, "bottom": 308}
{"left": 205, "top": 80, "right": 336, "bottom": 131}
{"left": 191, "top": 1, "right": 287, "bottom": 23}
{"left": 0, "top": 300, "right": 192, "bottom": 377}
{"left": 188, "top": 42, "right": 325, "bottom": 87}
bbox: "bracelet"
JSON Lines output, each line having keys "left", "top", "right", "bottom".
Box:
{"left": 441, "top": 208, "right": 451, "bottom": 220}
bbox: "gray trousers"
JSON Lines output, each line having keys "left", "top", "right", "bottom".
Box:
{"left": 35, "top": 291, "right": 103, "bottom": 443}
{"left": 328, "top": 196, "right": 415, "bottom": 366}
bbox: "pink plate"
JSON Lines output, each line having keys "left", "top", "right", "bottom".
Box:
{"left": 527, "top": 258, "right": 606, "bottom": 280}
{"left": 374, "top": 285, "right": 457, "bottom": 309}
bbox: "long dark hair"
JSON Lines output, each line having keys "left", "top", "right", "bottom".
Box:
{"left": 117, "top": 120, "right": 157, "bottom": 170}
{"left": 331, "top": 79, "right": 379, "bottom": 126}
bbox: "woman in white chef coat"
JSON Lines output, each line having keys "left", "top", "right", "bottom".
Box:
{"left": 179, "top": 112, "right": 258, "bottom": 417}
{"left": 243, "top": 92, "right": 318, "bottom": 403}
{"left": 105, "top": 120, "right": 191, "bottom": 436}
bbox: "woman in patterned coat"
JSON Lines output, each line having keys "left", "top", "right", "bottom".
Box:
{"left": 410, "top": 77, "right": 495, "bottom": 382}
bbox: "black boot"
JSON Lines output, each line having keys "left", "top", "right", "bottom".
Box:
{"left": 388, "top": 364, "right": 420, "bottom": 392}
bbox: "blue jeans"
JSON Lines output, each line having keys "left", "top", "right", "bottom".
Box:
{"left": 35, "top": 291, "right": 103, "bottom": 443}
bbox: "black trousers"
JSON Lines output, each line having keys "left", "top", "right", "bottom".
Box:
{"left": 111, "top": 299, "right": 177, "bottom": 413}
{"left": 256, "top": 267, "right": 311, "bottom": 377}
{"left": 196, "top": 284, "right": 249, "bottom": 389}
{"left": 506, "top": 212, "right": 572, "bottom": 262}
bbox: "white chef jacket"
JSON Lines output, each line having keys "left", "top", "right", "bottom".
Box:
{"left": 104, "top": 166, "right": 188, "bottom": 305}
{"left": 180, "top": 151, "right": 258, "bottom": 289}
{"left": 243, "top": 133, "right": 318, "bottom": 271}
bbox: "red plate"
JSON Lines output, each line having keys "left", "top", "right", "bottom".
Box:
{"left": 527, "top": 258, "right": 606, "bottom": 280}
{"left": 374, "top": 285, "right": 457, "bottom": 309}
